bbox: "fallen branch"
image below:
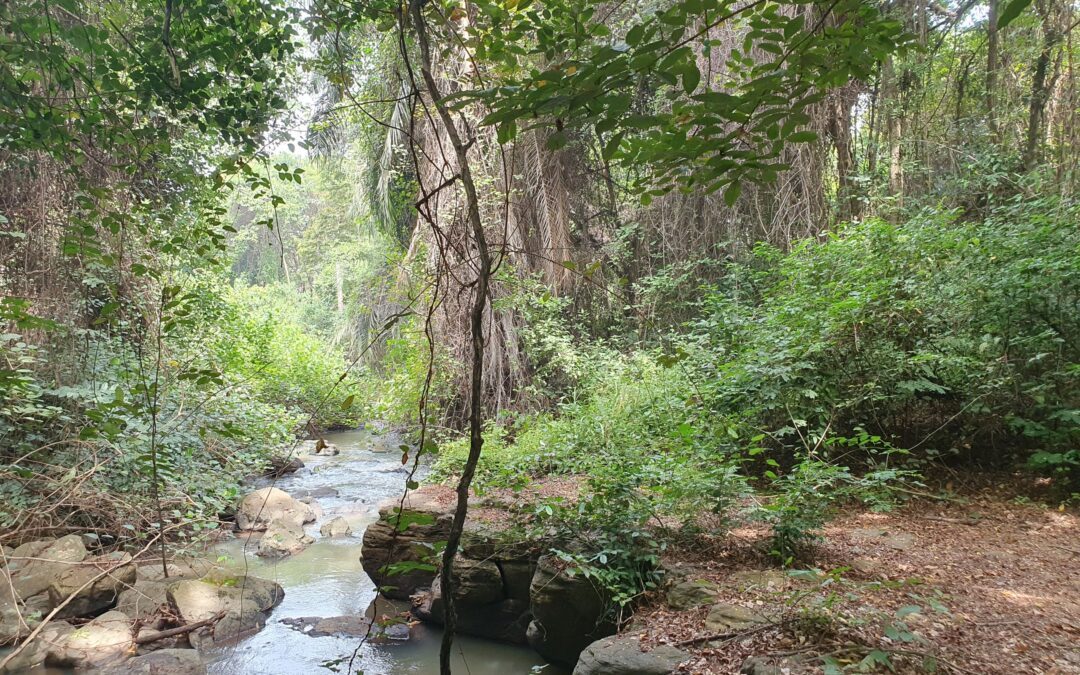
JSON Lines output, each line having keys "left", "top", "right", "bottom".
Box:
{"left": 134, "top": 611, "right": 226, "bottom": 645}
{"left": 673, "top": 622, "right": 776, "bottom": 647}
{"left": 917, "top": 515, "right": 981, "bottom": 525}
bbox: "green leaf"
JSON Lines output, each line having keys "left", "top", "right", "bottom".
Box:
{"left": 998, "top": 0, "right": 1034, "bottom": 28}
{"left": 681, "top": 61, "right": 700, "bottom": 94}
{"left": 723, "top": 182, "right": 742, "bottom": 206}
{"left": 546, "top": 131, "right": 568, "bottom": 151}
{"left": 340, "top": 394, "right": 355, "bottom": 410}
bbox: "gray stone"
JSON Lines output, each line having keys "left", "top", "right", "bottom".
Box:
{"left": 527, "top": 556, "right": 615, "bottom": 666}
{"left": 412, "top": 576, "right": 531, "bottom": 644}
{"left": 299, "top": 498, "right": 325, "bottom": 520}
{"left": 117, "top": 579, "right": 170, "bottom": 622}
{"left": 280, "top": 615, "right": 410, "bottom": 641}
{"left": 60, "top": 610, "right": 133, "bottom": 668}
{"left": 573, "top": 634, "right": 690, "bottom": 675}
{"left": 136, "top": 558, "right": 219, "bottom": 582}
{"left": 48, "top": 551, "right": 136, "bottom": 619}
{"left": 257, "top": 518, "right": 314, "bottom": 558}
{"left": 235, "top": 488, "right": 316, "bottom": 531}
{"left": 9, "top": 535, "right": 89, "bottom": 601}
{"left": 167, "top": 573, "right": 283, "bottom": 649}
{"left": 1, "top": 568, "right": 34, "bottom": 644}
{"left": 320, "top": 517, "right": 353, "bottom": 538}
{"left": 0, "top": 621, "right": 74, "bottom": 672}
{"left": 666, "top": 579, "right": 718, "bottom": 610}
{"left": 169, "top": 574, "right": 283, "bottom": 622}
{"left": 447, "top": 556, "right": 504, "bottom": 604}
{"left": 114, "top": 648, "right": 206, "bottom": 674}
{"left": 264, "top": 455, "right": 304, "bottom": 478}
{"left": 704, "top": 603, "right": 767, "bottom": 632}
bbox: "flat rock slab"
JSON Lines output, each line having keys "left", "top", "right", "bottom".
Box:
{"left": 850, "top": 527, "right": 915, "bottom": 551}
{"left": 704, "top": 603, "right": 767, "bottom": 633}
{"left": 280, "top": 615, "right": 409, "bottom": 641}
{"left": 573, "top": 634, "right": 690, "bottom": 675}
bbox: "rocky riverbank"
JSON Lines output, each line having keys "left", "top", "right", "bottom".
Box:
{"left": 0, "top": 446, "right": 338, "bottom": 674}
{"left": 0, "top": 537, "right": 284, "bottom": 674}
{"left": 360, "top": 485, "right": 697, "bottom": 674}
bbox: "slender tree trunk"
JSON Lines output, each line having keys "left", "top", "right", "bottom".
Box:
{"left": 882, "top": 58, "right": 904, "bottom": 210}
{"left": 986, "top": 0, "right": 1000, "bottom": 139}
{"left": 1024, "top": 22, "right": 1061, "bottom": 170}
{"left": 335, "top": 261, "right": 344, "bottom": 313}
{"left": 831, "top": 86, "right": 859, "bottom": 220}
{"left": 407, "top": 4, "right": 494, "bottom": 674}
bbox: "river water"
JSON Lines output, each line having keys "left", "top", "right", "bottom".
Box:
{"left": 205, "top": 428, "right": 558, "bottom": 675}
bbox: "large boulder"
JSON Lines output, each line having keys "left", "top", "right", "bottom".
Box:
{"left": 121, "top": 559, "right": 227, "bottom": 624}
{"left": 9, "top": 535, "right": 88, "bottom": 601}
{"left": 48, "top": 551, "right": 137, "bottom": 619}
{"left": 573, "top": 634, "right": 691, "bottom": 675}
{"left": 167, "top": 572, "right": 283, "bottom": 649}
{"left": 113, "top": 648, "right": 206, "bottom": 675}
{"left": 361, "top": 491, "right": 453, "bottom": 600}
{"left": 257, "top": 518, "right": 314, "bottom": 558}
{"left": 526, "top": 556, "right": 615, "bottom": 666}
{"left": 235, "top": 488, "right": 317, "bottom": 531}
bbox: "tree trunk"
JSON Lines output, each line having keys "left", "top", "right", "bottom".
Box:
{"left": 407, "top": 5, "right": 494, "bottom": 674}
{"left": 1024, "top": 21, "right": 1061, "bottom": 170}
{"left": 987, "top": 0, "right": 1000, "bottom": 139}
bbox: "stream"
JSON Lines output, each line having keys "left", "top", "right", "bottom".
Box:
{"left": 205, "top": 428, "right": 559, "bottom": 675}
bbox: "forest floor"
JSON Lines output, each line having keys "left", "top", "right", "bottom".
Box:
{"left": 626, "top": 478, "right": 1080, "bottom": 674}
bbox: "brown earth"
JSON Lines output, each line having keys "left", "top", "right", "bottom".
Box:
{"left": 631, "top": 492, "right": 1080, "bottom": 674}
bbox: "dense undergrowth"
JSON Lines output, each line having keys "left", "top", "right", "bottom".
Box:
{"left": 0, "top": 281, "right": 358, "bottom": 543}
{"left": 429, "top": 198, "right": 1079, "bottom": 599}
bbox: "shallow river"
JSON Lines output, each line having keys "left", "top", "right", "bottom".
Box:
{"left": 205, "top": 428, "right": 559, "bottom": 675}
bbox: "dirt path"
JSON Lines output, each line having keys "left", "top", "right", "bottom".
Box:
{"left": 633, "top": 493, "right": 1080, "bottom": 674}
